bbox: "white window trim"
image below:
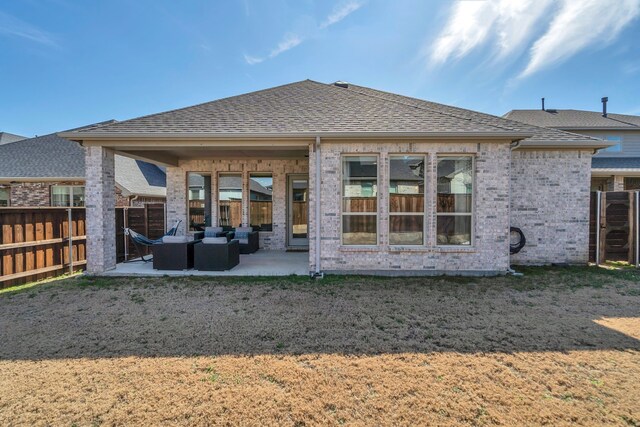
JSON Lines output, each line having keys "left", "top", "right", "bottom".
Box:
{"left": 50, "top": 184, "right": 85, "bottom": 207}
{"left": 388, "top": 154, "right": 427, "bottom": 247}
{"left": 340, "top": 153, "right": 380, "bottom": 247}
{"left": 435, "top": 154, "right": 475, "bottom": 248}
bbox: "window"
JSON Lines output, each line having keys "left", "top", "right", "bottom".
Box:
{"left": 0, "top": 188, "right": 9, "bottom": 207}
{"left": 218, "top": 173, "right": 242, "bottom": 228}
{"left": 389, "top": 155, "right": 425, "bottom": 245}
{"left": 188, "top": 173, "right": 211, "bottom": 231}
{"left": 624, "top": 177, "right": 640, "bottom": 191}
{"left": 51, "top": 185, "right": 85, "bottom": 207}
{"left": 437, "top": 156, "right": 473, "bottom": 246}
{"left": 249, "top": 173, "right": 273, "bottom": 231}
{"left": 602, "top": 136, "right": 622, "bottom": 153}
{"left": 342, "top": 155, "right": 378, "bottom": 245}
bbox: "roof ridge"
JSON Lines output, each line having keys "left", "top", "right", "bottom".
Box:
{"left": 70, "top": 80, "right": 315, "bottom": 134}
{"left": 342, "top": 84, "right": 550, "bottom": 135}
{"left": 326, "top": 82, "right": 523, "bottom": 135}
{"left": 346, "top": 84, "right": 603, "bottom": 142}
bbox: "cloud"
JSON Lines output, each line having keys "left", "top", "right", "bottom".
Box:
{"left": 0, "top": 10, "right": 58, "bottom": 47}
{"left": 244, "top": 1, "right": 364, "bottom": 65}
{"left": 319, "top": 0, "right": 364, "bottom": 29}
{"left": 520, "top": 0, "right": 640, "bottom": 77}
{"left": 427, "top": 0, "right": 640, "bottom": 78}
{"left": 244, "top": 33, "right": 303, "bottom": 65}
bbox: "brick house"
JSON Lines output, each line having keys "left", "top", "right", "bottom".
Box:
{"left": 504, "top": 100, "right": 640, "bottom": 191}
{"left": 0, "top": 129, "right": 166, "bottom": 208}
{"left": 60, "top": 80, "right": 610, "bottom": 275}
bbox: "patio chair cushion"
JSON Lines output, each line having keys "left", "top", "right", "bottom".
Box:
{"left": 202, "top": 237, "right": 228, "bottom": 244}
{"left": 162, "top": 235, "right": 189, "bottom": 244}
{"left": 234, "top": 227, "right": 252, "bottom": 241}
{"left": 204, "top": 227, "right": 224, "bottom": 237}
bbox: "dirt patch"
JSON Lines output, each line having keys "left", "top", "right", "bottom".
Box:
{"left": 0, "top": 267, "right": 639, "bottom": 425}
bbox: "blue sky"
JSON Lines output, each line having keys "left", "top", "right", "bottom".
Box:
{"left": 1, "top": 0, "right": 640, "bottom": 137}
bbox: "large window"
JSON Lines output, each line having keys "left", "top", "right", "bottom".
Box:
{"left": 601, "top": 136, "right": 623, "bottom": 153}
{"left": 188, "top": 173, "right": 211, "bottom": 231}
{"left": 0, "top": 188, "right": 9, "bottom": 207}
{"left": 250, "top": 173, "right": 273, "bottom": 231}
{"left": 436, "top": 156, "right": 473, "bottom": 246}
{"left": 342, "top": 155, "right": 378, "bottom": 245}
{"left": 389, "top": 155, "right": 425, "bottom": 245}
{"left": 218, "top": 173, "right": 242, "bottom": 228}
{"left": 51, "top": 185, "right": 84, "bottom": 207}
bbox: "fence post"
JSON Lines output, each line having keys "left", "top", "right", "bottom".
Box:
{"left": 123, "top": 207, "right": 128, "bottom": 262}
{"left": 636, "top": 191, "right": 639, "bottom": 268}
{"left": 67, "top": 207, "right": 73, "bottom": 275}
{"left": 595, "top": 191, "right": 601, "bottom": 265}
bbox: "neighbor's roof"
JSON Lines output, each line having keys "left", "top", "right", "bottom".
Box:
{"left": 0, "top": 130, "right": 166, "bottom": 198}
{"left": 592, "top": 157, "right": 640, "bottom": 170}
{"left": 61, "top": 80, "right": 607, "bottom": 148}
{"left": 504, "top": 109, "right": 640, "bottom": 130}
{"left": 0, "top": 132, "right": 27, "bottom": 145}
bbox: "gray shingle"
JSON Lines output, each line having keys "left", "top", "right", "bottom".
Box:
{"left": 592, "top": 157, "right": 640, "bottom": 169}
{"left": 64, "top": 80, "right": 603, "bottom": 147}
{"left": 0, "top": 132, "right": 27, "bottom": 145}
{"left": 0, "top": 132, "right": 166, "bottom": 197}
{"left": 504, "top": 109, "right": 640, "bottom": 129}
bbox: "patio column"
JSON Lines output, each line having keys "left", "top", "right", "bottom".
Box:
{"left": 85, "top": 146, "right": 116, "bottom": 273}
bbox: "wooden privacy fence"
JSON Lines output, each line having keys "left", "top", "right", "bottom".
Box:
{"left": 589, "top": 191, "right": 640, "bottom": 266}
{"left": 0, "top": 204, "right": 166, "bottom": 287}
{"left": 0, "top": 207, "right": 86, "bottom": 288}
{"left": 116, "top": 204, "right": 166, "bottom": 262}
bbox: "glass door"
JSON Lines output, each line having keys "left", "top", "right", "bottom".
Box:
{"left": 287, "top": 175, "right": 309, "bottom": 247}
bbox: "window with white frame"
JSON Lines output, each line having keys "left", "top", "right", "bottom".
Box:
{"left": 342, "top": 155, "right": 378, "bottom": 245}
{"left": 436, "top": 156, "right": 473, "bottom": 245}
{"left": 51, "top": 185, "right": 85, "bottom": 207}
{"left": 0, "top": 187, "right": 9, "bottom": 207}
{"left": 389, "top": 155, "right": 425, "bottom": 245}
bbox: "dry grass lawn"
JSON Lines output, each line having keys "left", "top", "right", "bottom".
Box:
{"left": 1, "top": 267, "right": 639, "bottom": 426}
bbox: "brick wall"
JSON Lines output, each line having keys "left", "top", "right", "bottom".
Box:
{"left": 310, "top": 140, "right": 512, "bottom": 275}
{"left": 510, "top": 149, "right": 592, "bottom": 265}
{"left": 166, "top": 159, "right": 309, "bottom": 250}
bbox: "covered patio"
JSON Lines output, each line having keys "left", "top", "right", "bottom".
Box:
{"left": 104, "top": 250, "right": 309, "bottom": 277}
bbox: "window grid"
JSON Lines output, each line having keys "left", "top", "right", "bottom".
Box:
{"left": 341, "top": 154, "right": 379, "bottom": 246}
{"left": 388, "top": 154, "right": 426, "bottom": 246}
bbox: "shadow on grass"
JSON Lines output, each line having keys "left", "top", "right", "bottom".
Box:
{"left": 1, "top": 266, "right": 639, "bottom": 360}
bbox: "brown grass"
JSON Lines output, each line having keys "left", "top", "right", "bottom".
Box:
{"left": 0, "top": 267, "right": 639, "bottom": 426}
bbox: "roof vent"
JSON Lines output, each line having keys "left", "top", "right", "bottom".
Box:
{"left": 334, "top": 81, "right": 349, "bottom": 88}
{"left": 546, "top": 109, "right": 558, "bottom": 114}
{"left": 541, "top": 97, "right": 545, "bottom": 111}
{"left": 601, "top": 96, "right": 608, "bottom": 118}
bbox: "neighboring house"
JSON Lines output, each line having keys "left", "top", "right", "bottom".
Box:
{"left": 61, "top": 80, "right": 609, "bottom": 275}
{"left": 0, "top": 127, "right": 166, "bottom": 207}
{"left": 0, "top": 132, "right": 26, "bottom": 145}
{"left": 504, "top": 100, "right": 640, "bottom": 191}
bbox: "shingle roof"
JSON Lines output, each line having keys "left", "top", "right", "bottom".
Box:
{"left": 503, "top": 109, "right": 640, "bottom": 130}
{"left": 0, "top": 132, "right": 166, "bottom": 197}
{"left": 0, "top": 132, "right": 27, "bottom": 145}
{"left": 63, "top": 80, "right": 605, "bottom": 148}
{"left": 343, "top": 84, "right": 605, "bottom": 146}
{"left": 592, "top": 157, "right": 640, "bottom": 170}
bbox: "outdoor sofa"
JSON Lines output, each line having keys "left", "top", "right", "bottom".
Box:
{"left": 233, "top": 226, "right": 259, "bottom": 254}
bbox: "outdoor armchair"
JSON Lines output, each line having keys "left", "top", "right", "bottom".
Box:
{"left": 233, "top": 227, "right": 259, "bottom": 254}
{"left": 152, "top": 236, "right": 196, "bottom": 270}
{"left": 194, "top": 237, "right": 240, "bottom": 271}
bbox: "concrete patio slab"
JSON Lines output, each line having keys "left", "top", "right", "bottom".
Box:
{"left": 102, "top": 250, "right": 309, "bottom": 277}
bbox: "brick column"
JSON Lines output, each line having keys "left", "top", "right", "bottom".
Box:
{"left": 165, "top": 166, "right": 187, "bottom": 233}
{"left": 613, "top": 175, "right": 625, "bottom": 191}
{"left": 85, "top": 146, "right": 116, "bottom": 273}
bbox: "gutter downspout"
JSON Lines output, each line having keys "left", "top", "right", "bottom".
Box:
{"left": 313, "top": 136, "right": 323, "bottom": 278}
{"left": 508, "top": 140, "right": 523, "bottom": 276}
